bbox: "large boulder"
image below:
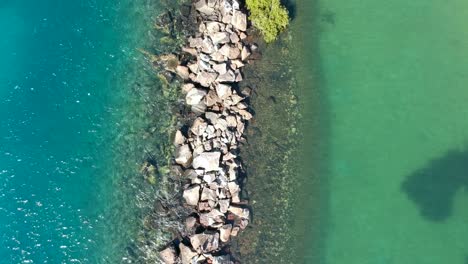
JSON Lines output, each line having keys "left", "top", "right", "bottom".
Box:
{"left": 190, "top": 232, "right": 220, "bottom": 253}
{"left": 210, "top": 32, "right": 230, "bottom": 45}
{"left": 231, "top": 10, "right": 247, "bottom": 31}
{"left": 193, "top": 152, "right": 221, "bottom": 171}
{"left": 179, "top": 243, "right": 198, "bottom": 264}
{"left": 196, "top": 71, "right": 218, "bottom": 87}
{"left": 194, "top": 0, "right": 215, "bottom": 15}
{"left": 186, "top": 88, "right": 207, "bottom": 105}
{"left": 220, "top": 224, "right": 232, "bottom": 242}
{"left": 175, "top": 144, "right": 192, "bottom": 168}
{"left": 183, "top": 185, "right": 201, "bottom": 206}
{"left": 216, "top": 83, "right": 232, "bottom": 99}
{"left": 199, "top": 209, "right": 225, "bottom": 227}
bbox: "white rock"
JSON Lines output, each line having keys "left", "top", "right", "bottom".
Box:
{"left": 193, "top": 152, "right": 221, "bottom": 171}
{"left": 231, "top": 10, "right": 247, "bottom": 31}
{"left": 216, "top": 83, "right": 232, "bottom": 99}
{"left": 174, "top": 130, "right": 186, "bottom": 145}
{"left": 220, "top": 224, "right": 232, "bottom": 242}
{"left": 176, "top": 65, "right": 190, "bottom": 80}
{"left": 190, "top": 232, "right": 219, "bottom": 253}
{"left": 183, "top": 185, "right": 200, "bottom": 206}
{"left": 210, "top": 32, "right": 230, "bottom": 45}
{"left": 228, "top": 205, "right": 249, "bottom": 219}
{"left": 186, "top": 88, "right": 207, "bottom": 105}
{"left": 179, "top": 243, "right": 198, "bottom": 264}
{"left": 241, "top": 46, "right": 251, "bottom": 61}
{"left": 194, "top": 0, "right": 215, "bottom": 15}
{"left": 196, "top": 71, "right": 218, "bottom": 87}
{"left": 175, "top": 144, "right": 192, "bottom": 168}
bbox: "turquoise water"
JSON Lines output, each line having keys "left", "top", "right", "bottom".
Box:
{"left": 292, "top": 0, "right": 468, "bottom": 263}
{"left": 0, "top": 1, "right": 167, "bottom": 262}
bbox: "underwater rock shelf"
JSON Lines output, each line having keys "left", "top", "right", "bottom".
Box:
{"left": 159, "top": 0, "right": 255, "bottom": 263}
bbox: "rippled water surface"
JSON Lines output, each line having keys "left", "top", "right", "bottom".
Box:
{"left": 0, "top": 0, "right": 169, "bottom": 262}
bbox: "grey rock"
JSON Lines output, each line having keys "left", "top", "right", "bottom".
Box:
{"left": 183, "top": 185, "right": 200, "bottom": 206}
{"left": 230, "top": 226, "right": 240, "bottom": 237}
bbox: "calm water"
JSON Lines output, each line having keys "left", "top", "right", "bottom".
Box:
{"left": 0, "top": 0, "right": 167, "bottom": 262}
{"left": 293, "top": 0, "right": 468, "bottom": 263}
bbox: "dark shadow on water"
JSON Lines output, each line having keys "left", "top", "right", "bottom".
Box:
{"left": 402, "top": 149, "right": 468, "bottom": 222}
{"left": 281, "top": 0, "right": 296, "bottom": 20}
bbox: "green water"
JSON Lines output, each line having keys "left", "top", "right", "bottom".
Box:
{"left": 293, "top": 0, "right": 468, "bottom": 263}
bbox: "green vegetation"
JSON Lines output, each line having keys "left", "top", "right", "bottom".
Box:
{"left": 246, "top": 0, "right": 290, "bottom": 42}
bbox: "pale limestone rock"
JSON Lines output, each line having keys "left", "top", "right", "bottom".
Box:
{"left": 194, "top": 0, "right": 215, "bottom": 15}
{"left": 241, "top": 46, "right": 251, "bottom": 61}
{"left": 230, "top": 226, "right": 240, "bottom": 237}
{"left": 190, "top": 232, "right": 219, "bottom": 253}
{"left": 196, "top": 71, "right": 218, "bottom": 87}
{"left": 193, "top": 152, "right": 221, "bottom": 171}
{"left": 220, "top": 224, "right": 232, "bottom": 242}
{"left": 186, "top": 88, "right": 207, "bottom": 105}
{"left": 216, "top": 70, "right": 236, "bottom": 83}
{"left": 201, "top": 186, "right": 218, "bottom": 201}
{"left": 199, "top": 209, "right": 224, "bottom": 227}
{"left": 175, "top": 144, "right": 192, "bottom": 168}
{"left": 174, "top": 130, "right": 186, "bottom": 145}
{"left": 212, "top": 63, "right": 227, "bottom": 75}
{"left": 176, "top": 65, "right": 190, "bottom": 80}
{"left": 179, "top": 243, "right": 198, "bottom": 264}
{"left": 183, "top": 185, "right": 200, "bottom": 206}
{"left": 210, "top": 32, "right": 230, "bottom": 44}
{"left": 216, "top": 83, "right": 232, "bottom": 99}
{"left": 231, "top": 10, "right": 247, "bottom": 31}
{"left": 228, "top": 205, "right": 249, "bottom": 219}
{"left": 159, "top": 246, "right": 177, "bottom": 264}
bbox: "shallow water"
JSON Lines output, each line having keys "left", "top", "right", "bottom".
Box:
{"left": 293, "top": 0, "right": 468, "bottom": 263}
{"left": 0, "top": 0, "right": 169, "bottom": 262}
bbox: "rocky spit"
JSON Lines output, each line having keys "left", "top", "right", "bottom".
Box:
{"left": 158, "top": 0, "right": 254, "bottom": 263}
